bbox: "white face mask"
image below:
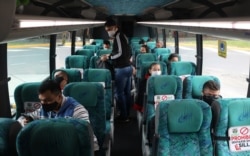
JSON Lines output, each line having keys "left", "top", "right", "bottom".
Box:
{"left": 108, "top": 30, "right": 116, "bottom": 38}
{"left": 151, "top": 71, "right": 162, "bottom": 76}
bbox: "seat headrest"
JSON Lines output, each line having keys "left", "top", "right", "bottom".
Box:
{"left": 167, "top": 100, "right": 203, "bottom": 133}
{"left": 63, "top": 82, "right": 102, "bottom": 107}
{"left": 228, "top": 99, "right": 250, "bottom": 127}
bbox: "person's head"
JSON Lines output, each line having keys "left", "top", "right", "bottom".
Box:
{"left": 38, "top": 79, "right": 63, "bottom": 112}
{"left": 103, "top": 40, "right": 111, "bottom": 49}
{"left": 140, "top": 45, "right": 148, "bottom": 53}
{"left": 148, "top": 62, "right": 161, "bottom": 76}
{"left": 104, "top": 18, "right": 118, "bottom": 38}
{"left": 139, "top": 39, "right": 145, "bottom": 45}
{"left": 156, "top": 41, "right": 163, "bottom": 48}
{"left": 168, "top": 53, "right": 179, "bottom": 62}
{"left": 54, "top": 70, "right": 68, "bottom": 90}
{"left": 202, "top": 80, "right": 221, "bottom": 105}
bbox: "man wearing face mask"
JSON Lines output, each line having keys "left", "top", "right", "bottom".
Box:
{"left": 201, "top": 80, "right": 222, "bottom": 105}
{"left": 18, "top": 79, "right": 99, "bottom": 151}
{"left": 101, "top": 18, "right": 133, "bottom": 122}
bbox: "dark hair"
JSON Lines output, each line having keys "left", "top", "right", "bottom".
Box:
{"left": 103, "top": 40, "right": 110, "bottom": 45}
{"left": 168, "top": 53, "right": 179, "bottom": 61}
{"left": 203, "top": 80, "right": 220, "bottom": 91}
{"left": 141, "top": 44, "right": 149, "bottom": 52}
{"left": 104, "top": 18, "right": 116, "bottom": 27}
{"left": 139, "top": 39, "right": 145, "bottom": 44}
{"left": 38, "top": 79, "right": 61, "bottom": 95}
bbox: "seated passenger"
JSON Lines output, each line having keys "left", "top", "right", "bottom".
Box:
{"left": 201, "top": 80, "right": 221, "bottom": 105}
{"left": 151, "top": 40, "right": 163, "bottom": 53}
{"left": 53, "top": 70, "right": 68, "bottom": 90}
{"left": 103, "top": 40, "right": 111, "bottom": 49}
{"left": 17, "top": 79, "right": 99, "bottom": 151}
{"left": 167, "top": 53, "right": 179, "bottom": 74}
{"left": 140, "top": 44, "right": 149, "bottom": 53}
{"left": 133, "top": 62, "right": 161, "bottom": 112}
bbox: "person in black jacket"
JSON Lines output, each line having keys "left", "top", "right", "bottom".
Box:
{"left": 101, "top": 18, "right": 133, "bottom": 122}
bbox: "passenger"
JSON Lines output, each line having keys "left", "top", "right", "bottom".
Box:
{"left": 151, "top": 40, "right": 163, "bottom": 53}
{"left": 201, "top": 80, "right": 221, "bottom": 105}
{"left": 103, "top": 40, "right": 111, "bottom": 49}
{"left": 167, "top": 53, "right": 179, "bottom": 74}
{"left": 53, "top": 70, "right": 68, "bottom": 90}
{"left": 140, "top": 44, "right": 149, "bottom": 53}
{"left": 17, "top": 79, "right": 99, "bottom": 152}
{"left": 133, "top": 62, "right": 161, "bottom": 112}
{"left": 101, "top": 18, "right": 133, "bottom": 122}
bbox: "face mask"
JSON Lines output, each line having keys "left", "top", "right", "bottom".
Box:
{"left": 55, "top": 76, "right": 64, "bottom": 84}
{"left": 108, "top": 30, "right": 116, "bottom": 38}
{"left": 42, "top": 101, "right": 59, "bottom": 112}
{"left": 151, "top": 71, "right": 161, "bottom": 76}
{"left": 202, "top": 95, "right": 221, "bottom": 105}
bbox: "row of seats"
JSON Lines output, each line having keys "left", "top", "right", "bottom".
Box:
{"left": 140, "top": 75, "right": 220, "bottom": 155}
{"left": 151, "top": 98, "right": 250, "bottom": 156}
{"left": 0, "top": 117, "right": 95, "bottom": 156}
{"left": 13, "top": 69, "right": 114, "bottom": 156}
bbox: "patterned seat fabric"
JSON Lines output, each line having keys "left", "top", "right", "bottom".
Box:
{"left": 154, "top": 99, "right": 213, "bottom": 156}
{"left": 65, "top": 55, "right": 88, "bottom": 70}
{"left": 52, "top": 68, "right": 82, "bottom": 82}
{"left": 14, "top": 82, "right": 41, "bottom": 119}
{"left": 0, "top": 118, "right": 22, "bottom": 156}
{"left": 97, "top": 49, "right": 112, "bottom": 56}
{"left": 16, "top": 118, "right": 94, "bottom": 156}
{"left": 136, "top": 53, "right": 157, "bottom": 78}
{"left": 169, "top": 61, "right": 196, "bottom": 76}
{"left": 63, "top": 82, "right": 106, "bottom": 154}
{"left": 75, "top": 49, "right": 95, "bottom": 68}
{"left": 212, "top": 98, "right": 250, "bottom": 156}
{"left": 153, "top": 48, "right": 171, "bottom": 58}
{"left": 183, "top": 75, "right": 220, "bottom": 99}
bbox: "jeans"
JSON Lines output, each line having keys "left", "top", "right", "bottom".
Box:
{"left": 115, "top": 65, "right": 133, "bottom": 119}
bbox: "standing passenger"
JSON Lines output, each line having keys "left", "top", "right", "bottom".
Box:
{"left": 101, "top": 18, "right": 133, "bottom": 122}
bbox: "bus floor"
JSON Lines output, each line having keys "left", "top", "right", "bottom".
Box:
{"left": 111, "top": 109, "right": 142, "bottom": 156}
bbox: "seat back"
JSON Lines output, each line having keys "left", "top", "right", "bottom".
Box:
{"left": 63, "top": 82, "right": 106, "bottom": 150}
{"left": 83, "top": 69, "right": 112, "bottom": 120}
{"left": 16, "top": 118, "right": 94, "bottom": 156}
{"left": 169, "top": 61, "right": 196, "bottom": 76}
{"left": 154, "top": 99, "right": 213, "bottom": 156}
{"left": 0, "top": 118, "right": 22, "bottom": 156}
{"left": 89, "top": 56, "right": 99, "bottom": 68}
{"left": 83, "top": 45, "right": 99, "bottom": 53}
{"left": 183, "top": 75, "right": 220, "bottom": 99}
{"left": 14, "top": 82, "right": 41, "bottom": 119}
{"left": 65, "top": 55, "right": 88, "bottom": 71}
{"left": 145, "top": 75, "right": 183, "bottom": 123}
{"left": 52, "top": 68, "right": 82, "bottom": 82}
{"left": 75, "top": 49, "right": 95, "bottom": 68}
{"left": 211, "top": 98, "right": 250, "bottom": 155}
{"left": 96, "top": 49, "right": 112, "bottom": 56}
{"left": 136, "top": 53, "right": 157, "bottom": 77}
{"left": 153, "top": 48, "right": 171, "bottom": 58}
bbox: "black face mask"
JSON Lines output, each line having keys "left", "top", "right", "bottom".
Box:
{"left": 42, "top": 101, "right": 59, "bottom": 112}
{"left": 202, "top": 95, "right": 221, "bottom": 105}
{"left": 54, "top": 76, "right": 64, "bottom": 85}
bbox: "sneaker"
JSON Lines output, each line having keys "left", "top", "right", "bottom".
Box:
{"left": 115, "top": 116, "right": 130, "bottom": 123}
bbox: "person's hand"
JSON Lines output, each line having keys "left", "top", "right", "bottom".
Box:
{"left": 100, "top": 54, "right": 109, "bottom": 61}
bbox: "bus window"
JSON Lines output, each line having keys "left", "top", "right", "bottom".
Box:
{"left": 202, "top": 37, "right": 249, "bottom": 98}
{"left": 7, "top": 36, "right": 50, "bottom": 105}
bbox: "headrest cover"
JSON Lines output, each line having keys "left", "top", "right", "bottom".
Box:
{"left": 153, "top": 76, "right": 177, "bottom": 95}
{"left": 63, "top": 82, "right": 99, "bottom": 107}
{"left": 29, "top": 120, "right": 80, "bottom": 156}
{"left": 168, "top": 101, "right": 203, "bottom": 133}
{"left": 228, "top": 99, "right": 250, "bottom": 127}
{"left": 191, "top": 77, "right": 213, "bottom": 98}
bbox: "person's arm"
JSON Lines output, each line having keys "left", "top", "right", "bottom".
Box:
{"left": 73, "top": 104, "right": 99, "bottom": 151}
{"left": 110, "top": 33, "right": 123, "bottom": 59}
